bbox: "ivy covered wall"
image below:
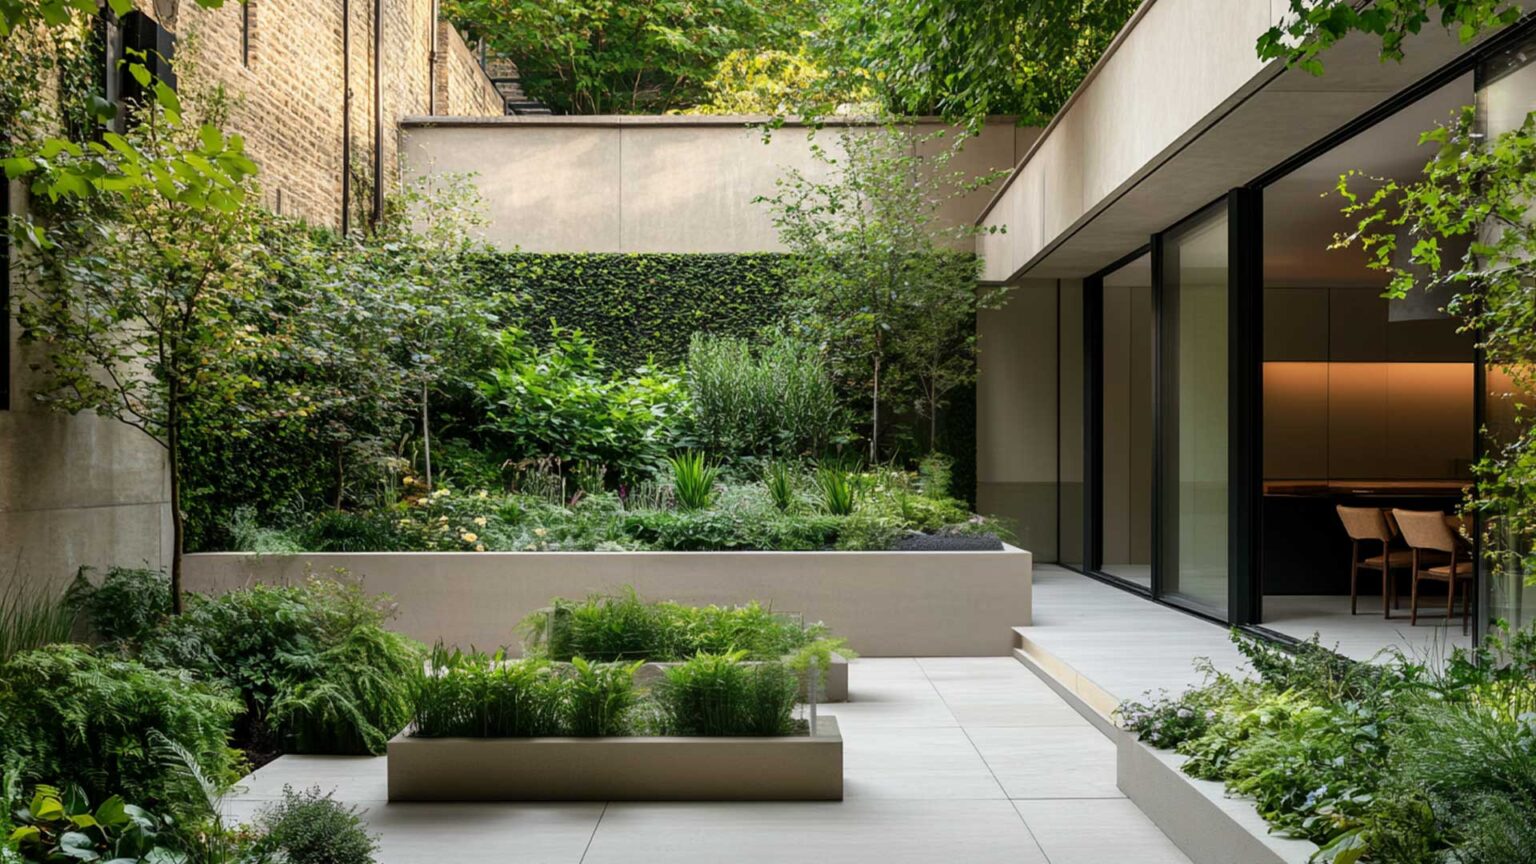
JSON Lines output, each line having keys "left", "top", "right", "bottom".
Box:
{"left": 472, "top": 253, "right": 794, "bottom": 370}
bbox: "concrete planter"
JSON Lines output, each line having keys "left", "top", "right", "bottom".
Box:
{"left": 386, "top": 717, "right": 843, "bottom": 802}
{"left": 184, "top": 547, "right": 1032, "bottom": 656}
{"left": 635, "top": 653, "right": 849, "bottom": 703}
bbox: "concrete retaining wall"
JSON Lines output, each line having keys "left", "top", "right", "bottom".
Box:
{"left": 183, "top": 547, "right": 1032, "bottom": 657}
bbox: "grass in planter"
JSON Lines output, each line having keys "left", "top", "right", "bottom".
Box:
{"left": 653, "top": 652, "right": 799, "bottom": 737}
{"left": 564, "top": 657, "right": 644, "bottom": 736}
{"left": 522, "top": 590, "right": 853, "bottom": 670}
{"left": 411, "top": 648, "right": 566, "bottom": 738}
{"left": 670, "top": 451, "right": 721, "bottom": 510}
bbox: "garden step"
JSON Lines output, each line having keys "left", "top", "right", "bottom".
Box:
{"left": 1011, "top": 632, "right": 1317, "bottom": 864}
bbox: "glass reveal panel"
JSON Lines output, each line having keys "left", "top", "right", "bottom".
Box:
{"left": 1100, "top": 254, "right": 1154, "bottom": 588}
{"left": 1059, "top": 279, "right": 1085, "bottom": 567}
{"left": 1160, "top": 206, "right": 1231, "bottom": 616}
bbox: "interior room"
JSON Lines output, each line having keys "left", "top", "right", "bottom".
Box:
{"left": 1260, "top": 74, "right": 1478, "bottom": 657}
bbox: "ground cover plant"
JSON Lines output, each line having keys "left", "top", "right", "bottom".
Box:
{"left": 1118, "top": 625, "right": 1536, "bottom": 863}
{"left": 226, "top": 456, "right": 1009, "bottom": 554}
{"left": 408, "top": 647, "right": 800, "bottom": 738}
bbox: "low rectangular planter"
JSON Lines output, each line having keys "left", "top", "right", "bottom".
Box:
{"left": 386, "top": 717, "right": 843, "bottom": 802}
{"left": 184, "top": 547, "right": 1032, "bottom": 656}
{"left": 635, "top": 652, "right": 849, "bottom": 702}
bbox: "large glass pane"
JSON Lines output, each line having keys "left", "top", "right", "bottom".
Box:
{"left": 1478, "top": 45, "right": 1536, "bottom": 631}
{"left": 1059, "top": 279, "right": 1085, "bottom": 567}
{"left": 1101, "top": 254, "right": 1154, "bottom": 588}
{"left": 1160, "top": 207, "right": 1230, "bottom": 615}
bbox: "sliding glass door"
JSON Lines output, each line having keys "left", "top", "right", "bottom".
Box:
{"left": 1157, "top": 204, "right": 1234, "bottom": 617}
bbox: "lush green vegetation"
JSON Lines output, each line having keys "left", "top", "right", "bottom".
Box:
{"left": 521, "top": 589, "right": 851, "bottom": 673}
{"left": 409, "top": 647, "right": 801, "bottom": 738}
{"left": 442, "top": 0, "right": 1139, "bottom": 124}
{"left": 224, "top": 457, "right": 1008, "bottom": 554}
{"left": 1120, "top": 628, "right": 1536, "bottom": 863}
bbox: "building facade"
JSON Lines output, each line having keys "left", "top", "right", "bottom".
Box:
{"left": 973, "top": 0, "right": 1536, "bottom": 642}
{"left": 1, "top": 0, "right": 502, "bottom": 588}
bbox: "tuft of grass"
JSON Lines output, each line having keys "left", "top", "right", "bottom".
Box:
{"left": 0, "top": 563, "right": 76, "bottom": 661}
{"left": 764, "top": 460, "right": 796, "bottom": 513}
{"left": 411, "top": 646, "right": 565, "bottom": 738}
{"left": 670, "top": 451, "right": 721, "bottom": 510}
{"left": 563, "top": 657, "right": 643, "bottom": 736}
{"left": 654, "top": 651, "right": 799, "bottom": 736}
{"left": 815, "top": 464, "right": 858, "bottom": 516}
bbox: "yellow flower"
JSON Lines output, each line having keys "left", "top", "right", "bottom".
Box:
{"left": 533, "top": 527, "right": 548, "bottom": 538}
{"left": 477, "top": 490, "right": 489, "bottom": 499}
{"left": 473, "top": 516, "right": 488, "bottom": 527}
{"left": 402, "top": 476, "right": 415, "bottom": 486}
{"left": 438, "top": 515, "right": 449, "bottom": 523}
{"left": 474, "top": 544, "right": 486, "bottom": 552}
{"left": 462, "top": 532, "right": 479, "bottom": 543}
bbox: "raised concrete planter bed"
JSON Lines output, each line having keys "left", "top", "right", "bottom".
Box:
{"left": 634, "top": 653, "right": 849, "bottom": 703}
{"left": 184, "top": 547, "right": 1032, "bottom": 656}
{"left": 1116, "top": 729, "right": 1316, "bottom": 864}
{"left": 386, "top": 717, "right": 843, "bottom": 802}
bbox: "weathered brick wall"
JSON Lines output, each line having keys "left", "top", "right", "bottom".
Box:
{"left": 436, "top": 21, "right": 504, "bottom": 117}
{"left": 144, "top": 0, "right": 501, "bottom": 228}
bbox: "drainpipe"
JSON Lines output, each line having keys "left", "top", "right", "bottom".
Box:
{"left": 370, "top": 0, "right": 383, "bottom": 230}
{"left": 428, "top": 0, "right": 438, "bottom": 115}
{"left": 341, "top": 0, "right": 351, "bottom": 233}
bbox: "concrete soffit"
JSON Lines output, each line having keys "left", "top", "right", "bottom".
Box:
{"left": 981, "top": 15, "right": 1510, "bottom": 283}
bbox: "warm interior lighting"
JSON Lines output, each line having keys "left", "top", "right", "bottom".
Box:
{"left": 1263, "top": 361, "right": 1474, "bottom": 480}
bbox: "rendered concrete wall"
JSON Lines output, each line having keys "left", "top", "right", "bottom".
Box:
{"left": 398, "top": 118, "right": 1038, "bottom": 253}
{"left": 1, "top": 180, "right": 172, "bottom": 594}
{"left": 976, "top": 279, "right": 1060, "bottom": 560}
{"left": 182, "top": 547, "right": 1033, "bottom": 656}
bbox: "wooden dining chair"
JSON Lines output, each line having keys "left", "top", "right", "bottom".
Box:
{"left": 1336, "top": 505, "right": 1412, "bottom": 617}
{"left": 1391, "top": 508, "right": 1474, "bottom": 633}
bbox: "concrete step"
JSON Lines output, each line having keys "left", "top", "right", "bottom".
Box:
{"left": 1011, "top": 627, "right": 1316, "bottom": 864}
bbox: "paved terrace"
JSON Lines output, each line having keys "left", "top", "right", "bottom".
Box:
{"left": 228, "top": 657, "right": 1191, "bottom": 864}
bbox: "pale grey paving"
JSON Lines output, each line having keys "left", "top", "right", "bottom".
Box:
{"left": 227, "top": 654, "right": 1190, "bottom": 863}
{"left": 1262, "top": 594, "right": 1472, "bottom": 662}
{"left": 1024, "top": 565, "right": 1248, "bottom": 703}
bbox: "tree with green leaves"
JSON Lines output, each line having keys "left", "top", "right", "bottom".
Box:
{"left": 759, "top": 123, "right": 1006, "bottom": 460}
{"left": 10, "top": 47, "right": 264, "bottom": 614}
{"left": 443, "top": 0, "right": 817, "bottom": 114}
{"left": 1257, "top": 3, "right": 1536, "bottom": 589}
{"left": 806, "top": 0, "right": 1139, "bottom": 126}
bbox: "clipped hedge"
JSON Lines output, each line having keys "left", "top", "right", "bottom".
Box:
{"left": 471, "top": 253, "right": 793, "bottom": 369}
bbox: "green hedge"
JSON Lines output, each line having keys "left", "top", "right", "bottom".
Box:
{"left": 471, "top": 253, "right": 793, "bottom": 369}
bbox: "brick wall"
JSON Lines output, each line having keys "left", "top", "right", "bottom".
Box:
{"left": 144, "top": 0, "right": 501, "bottom": 228}
{"left": 435, "top": 21, "right": 504, "bottom": 117}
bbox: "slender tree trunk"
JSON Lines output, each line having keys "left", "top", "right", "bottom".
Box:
{"left": 870, "top": 353, "right": 880, "bottom": 464}
{"left": 421, "top": 380, "right": 433, "bottom": 491}
{"left": 333, "top": 443, "right": 345, "bottom": 510}
{"left": 167, "top": 384, "right": 184, "bottom": 615}
{"left": 929, "top": 385, "right": 938, "bottom": 454}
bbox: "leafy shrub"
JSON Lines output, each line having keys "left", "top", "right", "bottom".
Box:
{"left": 0, "top": 573, "right": 75, "bottom": 663}
{"left": 563, "top": 658, "right": 643, "bottom": 737}
{"left": 8, "top": 784, "right": 180, "bottom": 864}
{"left": 1120, "top": 627, "right": 1536, "bottom": 862}
{"left": 139, "top": 580, "right": 422, "bottom": 756}
{"left": 226, "top": 506, "right": 306, "bottom": 554}
{"left": 410, "top": 649, "right": 565, "bottom": 738}
{"left": 475, "top": 326, "right": 689, "bottom": 484}
{"left": 687, "top": 332, "right": 848, "bottom": 458}
{"left": 669, "top": 451, "right": 720, "bottom": 510}
{"left": 654, "top": 652, "right": 798, "bottom": 736}
{"left": 64, "top": 566, "right": 169, "bottom": 646}
{"left": 0, "top": 645, "right": 242, "bottom": 806}
{"left": 252, "top": 786, "right": 377, "bottom": 864}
